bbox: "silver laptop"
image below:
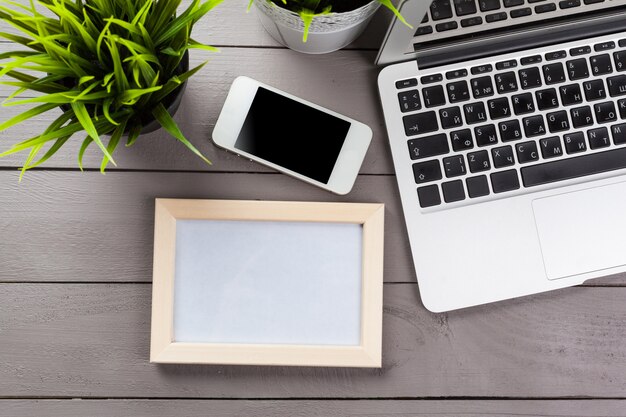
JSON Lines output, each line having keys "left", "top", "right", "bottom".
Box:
{"left": 377, "top": 0, "right": 626, "bottom": 312}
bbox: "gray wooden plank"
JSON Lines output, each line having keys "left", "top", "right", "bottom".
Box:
{"left": 3, "top": 400, "right": 626, "bottom": 417}
{"left": 1, "top": 283, "right": 625, "bottom": 398}
{"left": 0, "top": 47, "right": 393, "bottom": 175}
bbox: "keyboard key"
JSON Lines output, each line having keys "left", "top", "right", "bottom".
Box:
{"left": 475, "top": 124, "right": 498, "bottom": 146}
{"left": 468, "top": 150, "right": 491, "bottom": 172}
{"left": 492, "top": 145, "right": 515, "bottom": 167}
{"left": 396, "top": 78, "right": 418, "bottom": 89}
{"left": 403, "top": 111, "right": 439, "bottom": 136}
{"left": 594, "top": 41, "right": 615, "bottom": 52}
{"left": 451, "top": 128, "right": 474, "bottom": 151}
{"left": 522, "top": 115, "right": 547, "bottom": 137}
{"left": 612, "top": 123, "right": 626, "bottom": 145}
{"left": 463, "top": 102, "right": 488, "bottom": 124}
{"left": 417, "top": 185, "right": 441, "bottom": 208}
{"left": 398, "top": 90, "right": 422, "bottom": 113}
{"left": 408, "top": 134, "right": 450, "bottom": 160}
{"left": 480, "top": 0, "right": 501, "bottom": 11}
{"left": 570, "top": 105, "right": 594, "bottom": 128}
{"left": 486, "top": 12, "right": 507, "bottom": 22}
{"left": 510, "top": 7, "right": 531, "bottom": 17}
{"left": 496, "top": 59, "right": 517, "bottom": 70}
{"left": 566, "top": 58, "right": 589, "bottom": 80}
{"left": 540, "top": 136, "right": 564, "bottom": 158}
{"left": 436, "top": 21, "right": 459, "bottom": 32}
{"left": 471, "top": 64, "right": 493, "bottom": 74}
{"left": 590, "top": 54, "right": 613, "bottom": 75}
{"left": 516, "top": 141, "right": 540, "bottom": 163}
{"left": 563, "top": 131, "right": 587, "bottom": 154}
{"left": 559, "top": 0, "right": 581, "bottom": 8}
{"left": 415, "top": 25, "right": 434, "bottom": 36}
{"left": 521, "top": 55, "right": 542, "bottom": 65}
{"left": 467, "top": 175, "right": 490, "bottom": 198}
{"left": 454, "top": 0, "right": 478, "bottom": 16}
{"left": 583, "top": 0, "right": 605, "bottom": 3}
{"left": 614, "top": 51, "right": 626, "bottom": 71}
{"left": 512, "top": 93, "right": 535, "bottom": 115}
{"left": 559, "top": 84, "right": 583, "bottom": 105}
{"left": 543, "top": 63, "right": 566, "bottom": 84}
{"left": 545, "top": 50, "right": 567, "bottom": 61}
{"left": 503, "top": 0, "right": 523, "bottom": 6}
{"left": 446, "top": 69, "right": 468, "bottom": 79}
{"left": 421, "top": 74, "right": 443, "bottom": 84}
{"left": 423, "top": 85, "right": 447, "bottom": 107}
{"left": 488, "top": 97, "right": 512, "bottom": 119}
{"left": 471, "top": 76, "right": 495, "bottom": 98}
{"left": 546, "top": 110, "right": 570, "bottom": 132}
{"left": 588, "top": 127, "right": 610, "bottom": 149}
{"left": 413, "top": 160, "right": 442, "bottom": 184}
{"left": 440, "top": 106, "right": 464, "bottom": 129}
{"left": 570, "top": 45, "right": 591, "bottom": 56}
{"left": 491, "top": 169, "right": 520, "bottom": 193}
{"left": 461, "top": 16, "right": 483, "bottom": 27}
{"left": 607, "top": 75, "right": 626, "bottom": 97}
{"left": 443, "top": 154, "right": 467, "bottom": 177}
{"left": 518, "top": 67, "right": 542, "bottom": 89}
{"left": 619, "top": 98, "right": 626, "bottom": 118}
{"left": 536, "top": 3, "right": 557, "bottom": 12}
{"left": 495, "top": 71, "right": 518, "bottom": 93}
{"left": 499, "top": 119, "right": 522, "bottom": 142}
{"left": 583, "top": 79, "right": 606, "bottom": 101}
{"left": 594, "top": 101, "right": 617, "bottom": 123}
{"left": 535, "top": 88, "right": 559, "bottom": 110}
{"left": 447, "top": 81, "right": 470, "bottom": 102}
{"left": 442, "top": 180, "right": 466, "bottom": 203}
{"left": 430, "top": 0, "right": 453, "bottom": 20}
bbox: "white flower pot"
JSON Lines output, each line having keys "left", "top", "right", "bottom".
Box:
{"left": 254, "top": 0, "right": 381, "bottom": 54}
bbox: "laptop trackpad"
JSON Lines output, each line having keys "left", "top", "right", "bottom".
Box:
{"left": 533, "top": 181, "right": 626, "bottom": 280}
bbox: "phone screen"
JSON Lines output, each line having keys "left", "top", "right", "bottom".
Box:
{"left": 234, "top": 87, "right": 351, "bottom": 184}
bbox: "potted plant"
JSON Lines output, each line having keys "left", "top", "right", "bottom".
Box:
{"left": 251, "top": 0, "right": 410, "bottom": 54}
{"left": 0, "top": 0, "right": 222, "bottom": 178}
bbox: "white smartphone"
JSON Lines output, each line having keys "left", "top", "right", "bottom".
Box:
{"left": 212, "top": 76, "right": 372, "bottom": 195}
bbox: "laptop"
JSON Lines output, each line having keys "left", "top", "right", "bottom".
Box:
{"left": 376, "top": 0, "right": 626, "bottom": 312}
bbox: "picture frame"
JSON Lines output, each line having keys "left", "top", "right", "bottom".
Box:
{"left": 150, "top": 199, "right": 385, "bottom": 367}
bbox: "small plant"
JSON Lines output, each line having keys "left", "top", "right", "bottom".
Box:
{"left": 250, "top": 0, "right": 410, "bottom": 41}
{"left": 0, "top": 0, "right": 222, "bottom": 178}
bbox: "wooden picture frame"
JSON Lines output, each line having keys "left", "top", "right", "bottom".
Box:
{"left": 150, "top": 199, "right": 385, "bottom": 367}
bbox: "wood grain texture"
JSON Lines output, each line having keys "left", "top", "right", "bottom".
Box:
{"left": 1, "top": 283, "right": 625, "bottom": 398}
{"left": 2, "top": 400, "right": 626, "bottom": 417}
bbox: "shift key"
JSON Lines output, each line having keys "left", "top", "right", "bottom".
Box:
{"left": 403, "top": 111, "right": 438, "bottom": 136}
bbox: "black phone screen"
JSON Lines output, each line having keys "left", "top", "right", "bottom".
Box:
{"left": 234, "top": 87, "right": 351, "bottom": 184}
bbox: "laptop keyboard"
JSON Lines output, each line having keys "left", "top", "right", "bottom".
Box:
{"left": 415, "top": 0, "right": 626, "bottom": 46}
{"left": 394, "top": 32, "right": 626, "bottom": 209}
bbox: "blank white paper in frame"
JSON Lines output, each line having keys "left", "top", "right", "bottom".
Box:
{"left": 173, "top": 219, "right": 363, "bottom": 346}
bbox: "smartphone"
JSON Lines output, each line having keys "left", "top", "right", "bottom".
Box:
{"left": 212, "top": 76, "right": 372, "bottom": 195}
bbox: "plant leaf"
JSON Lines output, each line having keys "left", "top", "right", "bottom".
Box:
{"left": 0, "top": 102, "right": 58, "bottom": 132}
{"left": 70, "top": 102, "right": 116, "bottom": 165}
{"left": 100, "top": 119, "right": 127, "bottom": 173}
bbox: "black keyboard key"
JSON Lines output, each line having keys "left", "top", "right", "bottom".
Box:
{"left": 408, "top": 133, "right": 450, "bottom": 160}
{"left": 536, "top": 3, "right": 557, "bottom": 12}
{"left": 491, "top": 169, "right": 520, "bottom": 193}
{"left": 510, "top": 7, "right": 531, "bottom": 17}
{"left": 536, "top": 88, "right": 559, "bottom": 110}
{"left": 471, "top": 64, "right": 493, "bottom": 75}
{"left": 614, "top": 51, "right": 626, "bottom": 71}
{"left": 495, "top": 71, "right": 518, "bottom": 93}
{"left": 588, "top": 127, "right": 610, "bottom": 149}
{"left": 471, "top": 76, "right": 495, "bottom": 98}
{"left": 486, "top": 11, "right": 507, "bottom": 22}
{"left": 584, "top": 0, "right": 605, "bottom": 3}
{"left": 583, "top": 79, "right": 606, "bottom": 101}
{"left": 423, "top": 85, "right": 447, "bottom": 107}
{"left": 590, "top": 54, "right": 613, "bottom": 75}
{"left": 546, "top": 110, "right": 570, "bottom": 132}
{"left": 612, "top": 123, "right": 626, "bottom": 145}
{"left": 492, "top": 145, "right": 515, "bottom": 167}
{"left": 518, "top": 67, "right": 542, "bottom": 89}
{"left": 443, "top": 155, "right": 467, "bottom": 177}
{"left": 566, "top": 58, "right": 589, "bottom": 80}
{"left": 461, "top": 16, "right": 483, "bottom": 27}
{"left": 463, "top": 102, "right": 488, "bottom": 124}
{"left": 480, "top": 0, "right": 501, "bottom": 11}
{"left": 467, "top": 175, "right": 490, "bottom": 198}
{"left": 570, "top": 45, "right": 591, "bottom": 56}
{"left": 521, "top": 147, "right": 626, "bottom": 187}
{"left": 607, "top": 75, "right": 626, "bottom": 97}
{"left": 440, "top": 106, "right": 464, "bottom": 129}
{"left": 521, "top": 55, "right": 542, "bottom": 65}
{"left": 619, "top": 99, "right": 626, "bottom": 118}
{"left": 417, "top": 185, "right": 441, "bottom": 208}
{"left": 468, "top": 150, "right": 491, "bottom": 172}
{"left": 595, "top": 101, "right": 617, "bottom": 123}
{"left": 446, "top": 69, "right": 468, "bottom": 79}
{"left": 451, "top": 128, "right": 474, "bottom": 151}
{"left": 570, "top": 105, "right": 594, "bottom": 128}
{"left": 621, "top": 39, "right": 626, "bottom": 47}
{"left": 403, "top": 111, "right": 439, "bottom": 136}
{"left": 436, "top": 21, "right": 459, "bottom": 32}
{"left": 512, "top": 93, "right": 535, "bottom": 115}
{"left": 543, "top": 62, "right": 566, "bottom": 85}
{"left": 503, "top": 0, "right": 523, "bottom": 6}
{"left": 522, "top": 115, "right": 547, "bottom": 137}
{"left": 454, "top": 0, "right": 478, "bottom": 16}
{"left": 398, "top": 90, "right": 422, "bottom": 113}
{"left": 413, "top": 160, "right": 442, "bottom": 184}
{"left": 496, "top": 59, "right": 517, "bottom": 70}
{"left": 559, "top": 84, "right": 583, "bottom": 105}
{"left": 559, "top": 0, "right": 581, "bottom": 8}
{"left": 430, "top": 0, "right": 453, "bottom": 20}
{"left": 475, "top": 124, "right": 498, "bottom": 146}
{"left": 415, "top": 25, "right": 434, "bottom": 36}
{"left": 396, "top": 78, "right": 418, "bottom": 89}
{"left": 447, "top": 81, "right": 470, "bottom": 102}
{"left": 563, "top": 131, "right": 587, "bottom": 154}
{"left": 545, "top": 50, "right": 567, "bottom": 61}
{"left": 516, "top": 141, "right": 539, "bottom": 163}
{"left": 421, "top": 74, "right": 443, "bottom": 84}
{"left": 499, "top": 119, "right": 522, "bottom": 142}
{"left": 442, "top": 180, "right": 466, "bottom": 203}
{"left": 594, "top": 41, "right": 615, "bottom": 52}
{"left": 539, "top": 136, "right": 564, "bottom": 158}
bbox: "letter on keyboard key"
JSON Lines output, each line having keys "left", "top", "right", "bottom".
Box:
{"left": 595, "top": 101, "right": 617, "bottom": 123}
{"left": 540, "top": 136, "right": 564, "bottom": 158}
{"left": 499, "top": 119, "right": 522, "bottom": 142}
{"left": 492, "top": 145, "right": 515, "bottom": 167}
{"left": 491, "top": 169, "right": 520, "bottom": 193}
{"left": 463, "top": 102, "right": 488, "bottom": 124}
{"left": 515, "top": 141, "right": 539, "bottom": 163}
{"left": 559, "top": 84, "right": 583, "bottom": 105}
{"left": 512, "top": 93, "right": 535, "bottom": 115}
{"left": 588, "top": 127, "right": 610, "bottom": 149}
{"left": 439, "top": 106, "right": 463, "bottom": 129}
{"left": 612, "top": 123, "right": 626, "bottom": 145}
{"left": 417, "top": 185, "right": 441, "bottom": 208}
{"left": 475, "top": 124, "right": 498, "bottom": 146}
{"left": 451, "top": 129, "right": 474, "bottom": 151}
{"left": 523, "top": 115, "right": 546, "bottom": 137}
{"left": 546, "top": 110, "right": 570, "bottom": 132}
{"left": 468, "top": 150, "right": 491, "bottom": 172}
{"left": 564, "top": 132, "right": 587, "bottom": 154}
{"left": 607, "top": 75, "right": 626, "bottom": 97}
{"left": 403, "top": 111, "right": 438, "bottom": 136}
{"left": 408, "top": 134, "right": 450, "bottom": 160}
{"left": 620, "top": 99, "right": 626, "bottom": 118}
{"left": 570, "top": 105, "right": 594, "bottom": 128}
{"left": 536, "top": 88, "right": 559, "bottom": 110}
{"left": 488, "top": 97, "right": 511, "bottom": 119}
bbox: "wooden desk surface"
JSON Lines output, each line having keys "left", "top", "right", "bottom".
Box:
{"left": 1, "top": 1, "right": 625, "bottom": 415}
